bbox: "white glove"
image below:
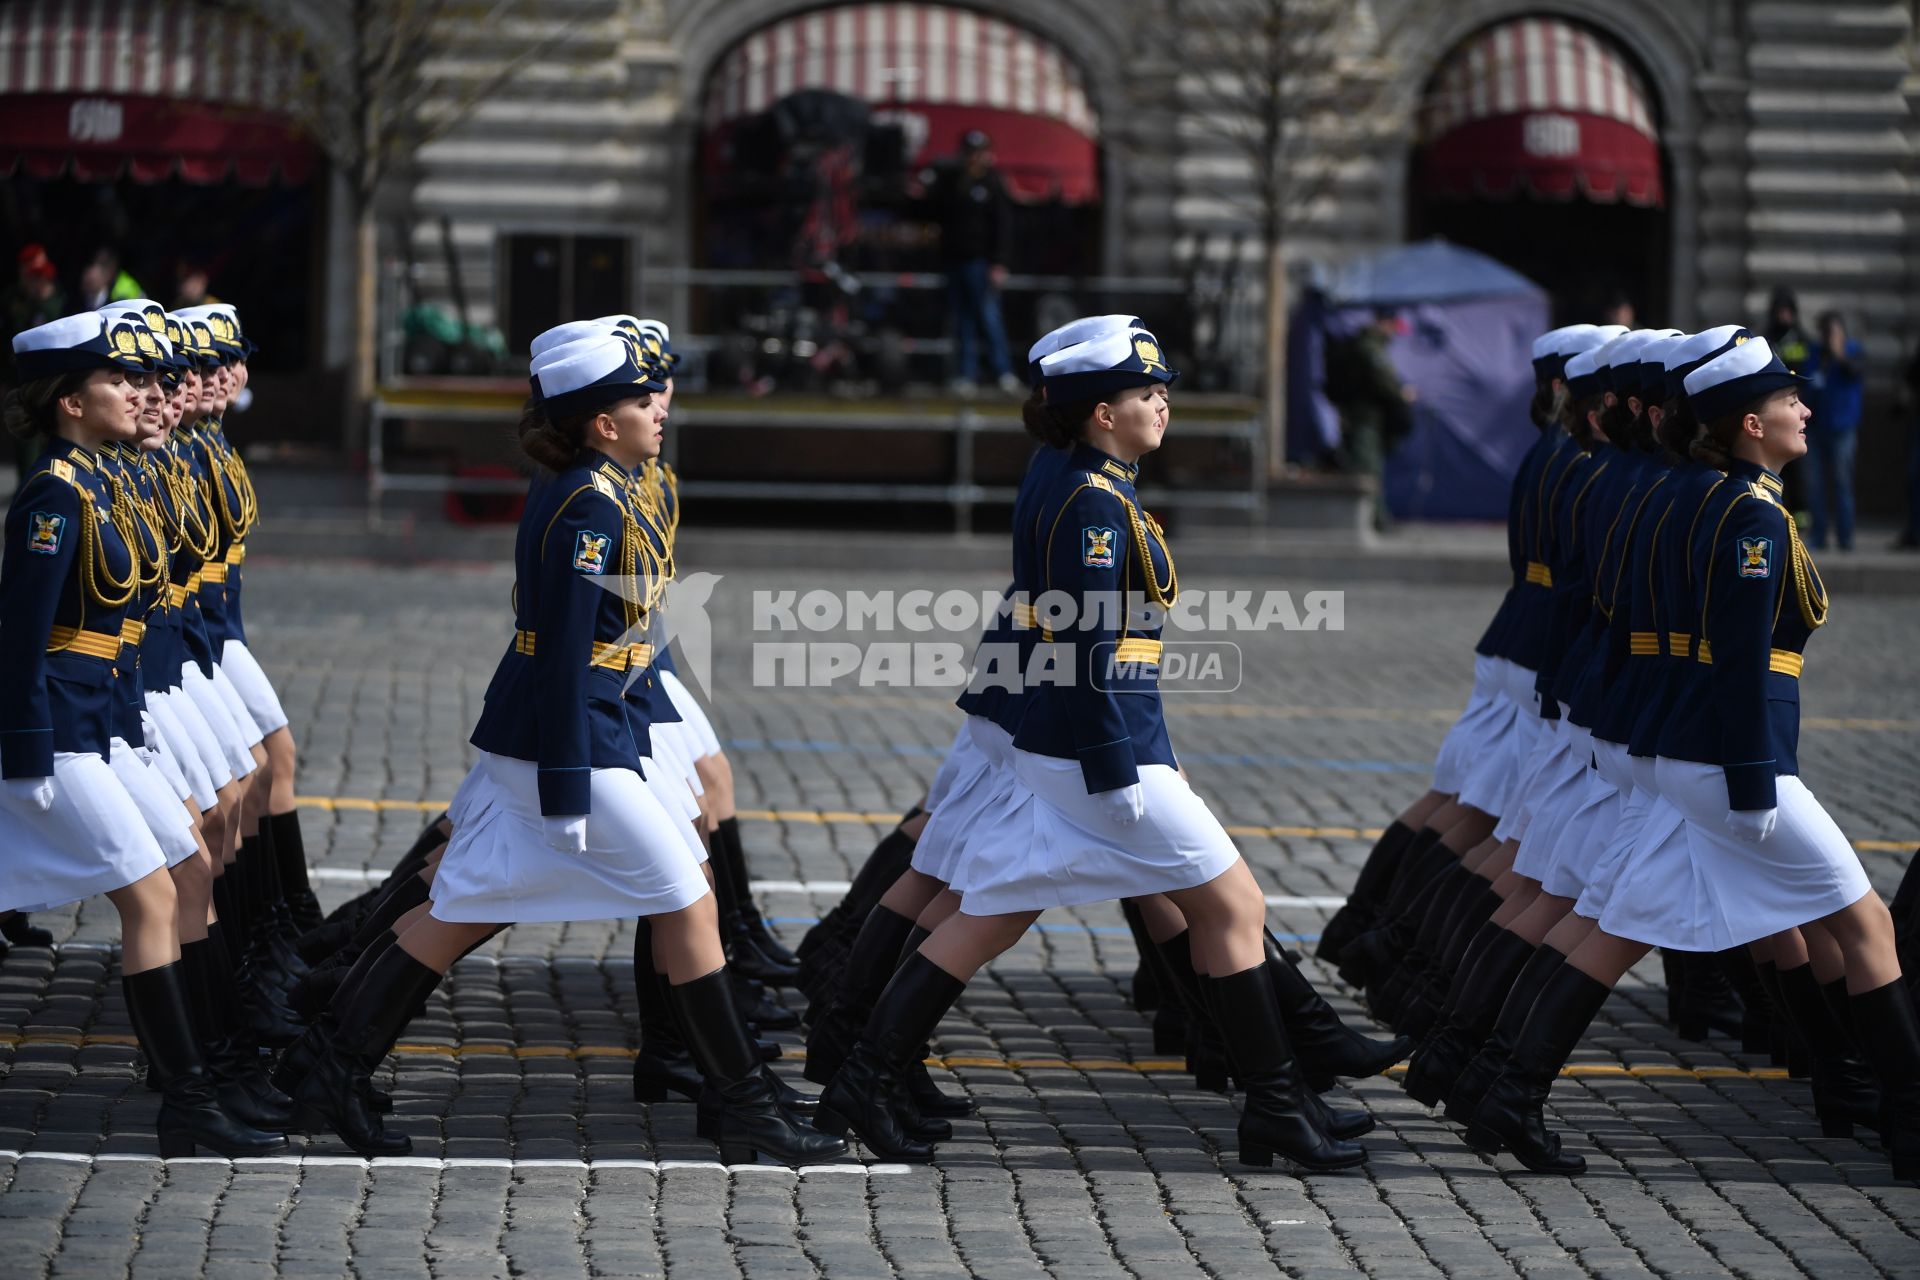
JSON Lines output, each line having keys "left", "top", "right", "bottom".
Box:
{"left": 5, "top": 777, "right": 55, "bottom": 812}
{"left": 542, "top": 814, "right": 588, "bottom": 856}
{"left": 1098, "top": 783, "right": 1146, "bottom": 827}
{"left": 139, "top": 711, "right": 162, "bottom": 754}
{"left": 1725, "top": 808, "right": 1777, "bottom": 842}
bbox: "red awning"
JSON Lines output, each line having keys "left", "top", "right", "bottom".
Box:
{"left": 703, "top": 3, "right": 1100, "bottom": 204}
{"left": 0, "top": 93, "right": 317, "bottom": 185}
{"left": 1417, "top": 18, "right": 1663, "bottom": 208}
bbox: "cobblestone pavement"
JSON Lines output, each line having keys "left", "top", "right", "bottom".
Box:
{"left": 2, "top": 555, "right": 1918, "bottom": 1279}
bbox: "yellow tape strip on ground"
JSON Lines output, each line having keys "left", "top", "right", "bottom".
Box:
{"left": 294, "top": 796, "right": 1915, "bottom": 853}
{"left": 0, "top": 1032, "right": 1794, "bottom": 1082}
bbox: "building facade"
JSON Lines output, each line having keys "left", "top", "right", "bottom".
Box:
{"left": 4, "top": 1, "right": 1917, "bottom": 501}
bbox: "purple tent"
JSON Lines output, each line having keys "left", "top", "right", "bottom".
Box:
{"left": 1293, "top": 239, "right": 1550, "bottom": 521}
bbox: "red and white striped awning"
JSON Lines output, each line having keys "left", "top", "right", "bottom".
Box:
{"left": 1418, "top": 17, "right": 1663, "bottom": 207}
{"left": 0, "top": 0, "right": 318, "bottom": 185}
{"left": 702, "top": 3, "right": 1100, "bottom": 203}
{"left": 705, "top": 4, "right": 1098, "bottom": 137}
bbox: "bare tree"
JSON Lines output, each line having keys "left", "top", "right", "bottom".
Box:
{"left": 236, "top": 0, "right": 592, "bottom": 411}
{"left": 1169, "top": 0, "right": 1402, "bottom": 478}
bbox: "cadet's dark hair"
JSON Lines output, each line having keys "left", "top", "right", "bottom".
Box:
{"left": 1693, "top": 388, "right": 1783, "bottom": 471}
{"left": 1656, "top": 394, "right": 1698, "bottom": 462}
{"left": 1528, "top": 380, "right": 1566, "bottom": 431}
{"left": 1021, "top": 389, "right": 1100, "bottom": 449}
{"left": 1598, "top": 395, "right": 1638, "bottom": 451}
{"left": 516, "top": 396, "right": 644, "bottom": 471}
{"left": 2, "top": 370, "right": 93, "bottom": 443}
{"left": 1561, "top": 391, "right": 1606, "bottom": 448}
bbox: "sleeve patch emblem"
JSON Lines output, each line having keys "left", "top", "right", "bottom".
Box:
{"left": 1737, "top": 536, "right": 1773, "bottom": 579}
{"left": 573, "top": 530, "right": 612, "bottom": 575}
{"left": 27, "top": 511, "right": 65, "bottom": 555}
{"left": 1082, "top": 526, "right": 1116, "bottom": 569}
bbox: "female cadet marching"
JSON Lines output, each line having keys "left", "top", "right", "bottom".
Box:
{"left": 1, "top": 312, "right": 283, "bottom": 1157}
{"left": 277, "top": 329, "right": 844, "bottom": 1166}
{"left": 811, "top": 321, "right": 1369, "bottom": 1172}
{"left": 1433, "top": 339, "right": 1920, "bottom": 1180}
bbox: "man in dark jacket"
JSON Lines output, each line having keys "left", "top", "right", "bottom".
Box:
{"left": 930, "top": 130, "right": 1018, "bottom": 395}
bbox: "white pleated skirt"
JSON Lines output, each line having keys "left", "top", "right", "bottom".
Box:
{"left": 1456, "top": 659, "right": 1529, "bottom": 816}
{"left": 1596, "top": 758, "right": 1872, "bottom": 952}
{"left": 145, "top": 688, "right": 225, "bottom": 808}
{"left": 1509, "top": 720, "right": 1595, "bottom": 880}
{"left": 219, "top": 640, "right": 290, "bottom": 737}
{"left": 107, "top": 738, "right": 199, "bottom": 865}
{"left": 0, "top": 751, "right": 168, "bottom": 913}
{"left": 1432, "top": 655, "right": 1505, "bottom": 795}
{"left": 911, "top": 717, "right": 1015, "bottom": 884}
{"left": 1572, "top": 754, "right": 1684, "bottom": 922}
{"left": 648, "top": 718, "right": 706, "bottom": 804}
{"left": 137, "top": 709, "right": 194, "bottom": 803}
{"left": 209, "top": 664, "right": 265, "bottom": 749}
{"left": 949, "top": 750, "right": 1241, "bottom": 917}
{"left": 1535, "top": 740, "right": 1630, "bottom": 900}
{"left": 430, "top": 751, "right": 710, "bottom": 924}
{"left": 658, "top": 669, "right": 722, "bottom": 758}
{"left": 921, "top": 723, "right": 971, "bottom": 813}
{"left": 179, "top": 665, "right": 257, "bottom": 780}
{"left": 1492, "top": 710, "right": 1567, "bottom": 843}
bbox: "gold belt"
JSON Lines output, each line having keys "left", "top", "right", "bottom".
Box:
{"left": 1011, "top": 601, "right": 1038, "bottom": 630}
{"left": 201, "top": 563, "right": 229, "bottom": 585}
{"left": 1694, "top": 644, "right": 1802, "bottom": 677}
{"left": 225, "top": 542, "right": 246, "bottom": 567}
{"left": 167, "top": 583, "right": 191, "bottom": 608}
{"left": 1666, "top": 631, "right": 1691, "bottom": 657}
{"left": 120, "top": 619, "right": 147, "bottom": 646}
{"left": 184, "top": 569, "right": 204, "bottom": 594}
{"left": 514, "top": 629, "right": 655, "bottom": 672}
{"left": 1628, "top": 631, "right": 1660, "bottom": 655}
{"left": 1525, "top": 561, "right": 1553, "bottom": 587}
{"left": 1113, "top": 638, "right": 1164, "bottom": 665}
{"left": 48, "top": 626, "right": 123, "bottom": 660}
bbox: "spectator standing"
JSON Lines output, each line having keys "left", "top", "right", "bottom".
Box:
{"left": 1765, "top": 285, "right": 1812, "bottom": 369}
{"left": 1325, "top": 309, "right": 1415, "bottom": 532}
{"left": 930, "top": 130, "right": 1018, "bottom": 396}
{"left": 72, "top": 246, "right": 144, "bottom": 312}
{"left": 4, "top": 244, "right": 68, "bottom": 488}
{"left": 1801, "top": 311, "right": 1864, "bottom": 551}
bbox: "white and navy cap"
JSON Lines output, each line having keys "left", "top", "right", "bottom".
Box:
{"left": 168, "top": 312, "right": 218, "bottom": 368}
{"left": 99, "top": 301, "right": 183, "bottom": 378}
{"left": 530, "top": 333, "right": 664, "bottom": 413}
{"left": 633, "top": 319, "right": 677, "bottom": 371}
{"left": 1038, "top": 325, "right": 1178, "bottom": 402}
{"left": 1662, "top": 325, "right": 1752, "bottom": 402}
{"left": 1619, "top": 328, "right": 1685, "bottom": 401}
{"left": 1028, "top": 314, "right": 1142, "bottom": 388}
{"left": 12, "top": 311, "right": 160, "bottom": 380}
{"left": 1683, "top": 336, "right": 1806, "bottom": 421}
{"left": 1561, "top": 324, "right": 1633, "bottom": 402}
{"left": 174, "top": 304, "right": 247, "bottom": 359}
{"left": 1530, "top": 324, "right": 1605, "bottom": 381}
{"left": 531, "top": 320, "right": 618, "bottom": 361}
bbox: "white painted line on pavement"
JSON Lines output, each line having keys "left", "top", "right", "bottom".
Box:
{"left": 1264, "top": 895, "right": 1346, "bottom": 909}
{"left": 0, "top": 1149, "right": 909, "bottom": 1176}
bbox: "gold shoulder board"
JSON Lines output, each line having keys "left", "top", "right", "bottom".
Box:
{"left": 1086, "top": 472, "right": 1117, "bottom": 496}
{"left": 591, "top": 472, "right": 619, "bottom": 500}
{"left": 48, "top": 459, "right": 75, "bottom": 483}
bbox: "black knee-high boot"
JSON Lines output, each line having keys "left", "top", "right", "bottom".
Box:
{"left": 630, "top": 916, "right": 702, "bottom": 1103}
{"left": 1715, "top": 948, "right": 1775, "bottom": 1055}
{"left": 1756, "top": 960, "right": 1809, "bottom": 1076}
{"left": 1208, "top": 964, "right": 1368, "bottom": 1171}
{"left": 1263, "top": 930, "right": 1410, "bottom": 1088}
{"left": 124, "top": 962, "right": 286, "bottom": 1158}
{"left": 1338, "top": 829, "right": 1455, "bottom": 988}
{"left": 1319, "top": 819, "right": 1418, "bottom": 964}
{"left": 1118, "top": 898, "right": 1163, "bottom": 1014}
{"left": 814, "top": 952, "right": 964, "bottom": 1162}
{"left": 1462, "top": 961, "right": 1611, "bottom": 1173}
{"left": 1125, "top": 908, "right": 1187, "bottom": 1054}
{"left": 1444, "top": 945, "right": 1565, "bottom": 1129}
{"left": 672, "top": 967, "right": 847, "bottom": 1165}
{"left": 286, "top": 942, "right": 442, "bottom": 1157}
{"left": 1379, "top": 872, "right": 1500, "bottom": 1034}
{"left": 1666, "top": 950, "right": 1746, "bottom": 1041}
{"left": 1773, "top": 963, "right": 1879, "bottom": 1138}
{"left": 796, "top": 816, "right": 920, "bottom": 1000}
{"left": 1403, "top": 924, "right": 1535, "bottom": 1106}
{"left": 805, "top": 905, "right": 918, "bottom": 1085}
{"left": 1848, "top": 979, "right": 1920, "bottom": 1181}
{"left": 270, "top": 810, "right": 325, "bottom": 933}
{"left": 894, "top": 924, "right": 969, "bottom": 1122}
{"left": 716, "top": 816, "right": 799, "bottom": 970}
{"left": 1400, "top": 879, "right": 1506, "bottom": 1039}
{"left": 180, "top": 937, "right": 294, "bottom": 1130}
{"left": 1371, "top": 860, "right": 1483, "bottom": 1022}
